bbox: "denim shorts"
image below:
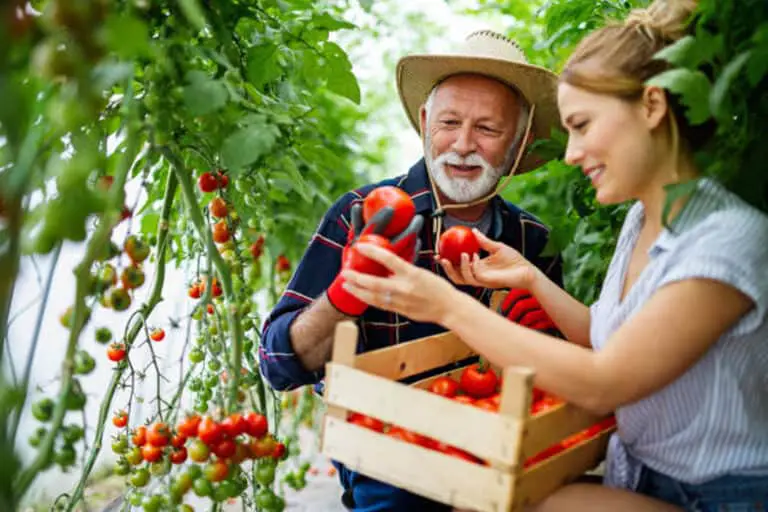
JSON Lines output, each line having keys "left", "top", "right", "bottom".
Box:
{"left": 636, "top": 466, "right": 768, "bottom": 511}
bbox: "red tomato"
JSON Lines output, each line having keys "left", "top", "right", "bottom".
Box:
{"left": 141, "top": 443, "right": 163, "bottom": 463}
{"left": 438, "top": 226, "right": 480, "bottom": 266}
{"left": 428, "top": 376, "right": 459, "bottom": 398}
{"left": 271, "top": 442, "right": 286, "bottom": 460}
{"left": 435, "top": 442, "right": 482, "bottom": 464}
{"left": 188, "top": 283, "right": 202, "bottom": 299}
{"left": 106, "top": 342, "right": 126, "bottom": 362}
{"left": 362, "top": 186, "right": 415, "bottom": 237}
{"left": 346, "top": 234, "right": 392, "bottom": 275}
{"left": 147, "top": 422, "right": 171, "bottom": 447}
{"left": 532, "top": 386, "right": 545, "bottom": 403}
{"left": 473, "top": 398, "right": 499, "bottom": 413}
{"left": 530, "top": 395, "right": 562, "bottom": 416}
{"left": 212, "top": 439, "right": 236, "bottom": 459}
{"left": 171, "top": 434, "right": 187, "bottom": 449}
{"left": 177, "top": 415, "right": 201, "bottom": 438}
{"left": 212, "top": 221, "right": 230, "bottom": 244}
{"left": 459, "top": 363, "right": 498, "bottom": 399}
{"left": 347, "top": 413, "right": 385, "bottom": 432}
{"left": 387, "top": 426, "right": 432, "bottom": 448}
{"left": 197, "top": 417, "right": 223, "bottom": 446}
{"left": 209, "top": 197, "right": 228, "bottom": 218}
{"left": 249, "top": 436, "right": 276, "bottom": 459}
{"left": 489, "top": 393, "right": 502, "bottom": 407}
{"left": 112, "top": 410, "right": 128, "bottom": 428}
{"left": 220, "top": 413, "right": 247, "bottom": 438}
{"left": 250, "top": 237, "right": 265, "bottom": 259}
{"left": 170, "top": 447, "right": 187, "bottom": 464}
{"left": 452, "top": 395, "right": 476, "bottom": 406}
{"left": 149, "top": 328, "right": 165, "bottom": 342}
{"left": 132, "top": 425, "right": 147, "bottom": 446}
{"left": 198, "top": 172, "right": 218, "bottom": 193}
{"left": 243, "top": 412, "right": 268, "bottom": 438}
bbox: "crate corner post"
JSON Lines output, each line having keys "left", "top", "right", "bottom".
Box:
{"left": 321, "top": 320, "right": 359, "bottom": 454}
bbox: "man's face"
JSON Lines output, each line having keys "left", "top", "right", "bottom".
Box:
{"left": 420, "top": 74, "right": 523, "bottom": 203}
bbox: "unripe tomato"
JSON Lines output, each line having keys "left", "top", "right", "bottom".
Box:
{"left": 438, "top": 226, "right": 480, "bottom": 266}
{"left": 204, "top": 460, "right": 228, "bottom": 483}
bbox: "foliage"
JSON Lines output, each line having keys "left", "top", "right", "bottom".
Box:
{"left": 0, "top": 0, "right": 382, "bottom": 510}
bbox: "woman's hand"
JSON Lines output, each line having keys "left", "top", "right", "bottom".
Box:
{"left": 340, "top": 242, "right": 460, "bottom": 325}
{"left": 439, "top": 229, "right": 538, "bottom": 290}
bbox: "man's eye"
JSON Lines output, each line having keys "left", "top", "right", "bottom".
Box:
{"left": 441, "top": 120, "right": 460, "bottom": 126}
{"left": 478, "top": 125, "right": 497, "bottom": 133}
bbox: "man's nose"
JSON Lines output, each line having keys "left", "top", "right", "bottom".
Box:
{"left": 451, "top": 124, "right": 477, "bottom": 156}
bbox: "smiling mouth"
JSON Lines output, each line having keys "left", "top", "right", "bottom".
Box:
{"left": 446, "top": 164, "right": 482, "bottom": 174}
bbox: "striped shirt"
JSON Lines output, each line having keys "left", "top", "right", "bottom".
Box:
{"left": 258, "top": 158, "right": 563, "bottom": 393}
{"left": 590, "top": 177, "right": 768, "bottom": 489}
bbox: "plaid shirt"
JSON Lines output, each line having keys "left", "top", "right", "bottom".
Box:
{"left": 258, "top": 158, "right": 563, "bottom": 393}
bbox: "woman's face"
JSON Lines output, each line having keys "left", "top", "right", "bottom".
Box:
{"left": 557, "top": 82, "right": 665, "bottom": 205}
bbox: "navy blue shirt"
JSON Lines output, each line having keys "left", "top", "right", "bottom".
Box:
{"left": 258, "top": 158, "right": 563, "bottom": 392}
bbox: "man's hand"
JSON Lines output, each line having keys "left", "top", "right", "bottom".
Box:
{"left": 498, "top": 288, "right": 558, "bottom": 333}
{"left": 326, "top": 203, "right": 423, "bottom": 316}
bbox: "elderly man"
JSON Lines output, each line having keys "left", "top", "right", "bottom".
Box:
{"left": 259, "top": 30, "right": 563, "bottom": 511}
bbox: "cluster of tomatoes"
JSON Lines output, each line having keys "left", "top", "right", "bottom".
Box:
{"left": 347, "top": 362, "right": 616, "bottom": 469}
{"left": 111, "top": 411, "right": 288, "bottom": 509}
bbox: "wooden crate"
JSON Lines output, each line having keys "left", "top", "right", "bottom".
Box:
{"left": 320, "top": 301, "right": 615, "bottom": 511}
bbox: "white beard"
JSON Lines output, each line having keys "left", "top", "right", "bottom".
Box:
{"left": 425, "top": 142, "right": 506, "bottom": 203}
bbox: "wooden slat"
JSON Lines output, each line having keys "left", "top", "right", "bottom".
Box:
{"left": 513, "top": 428, "right": 613, "bottom": 510}
{"left": 324, "top": 363, "right": 521, "bottom": 465}
{"left": 320, "top": 322, "right": 359, "bottom": 453}
{"left": 354, "top": 331, "right": 475, "bottom": 381}
{"left": 322, "top": 416, "right": 514, "bottom": 512}
{"left": 522, "top": 402, "right": 611, "bottom": 458}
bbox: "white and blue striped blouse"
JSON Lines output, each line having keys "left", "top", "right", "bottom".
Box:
{"left": 588, "top": 177, "right": 768, "bottom": 490}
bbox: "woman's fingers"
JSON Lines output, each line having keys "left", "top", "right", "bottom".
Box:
{"left": 472, "top": 229, "right": 505, "bottom": 253}
{"left": 354, "top": 242, "right": 411, "bottom": 275}
{"left": 439, "top": 259, "right": 466, "bottom": 284}
{"left": 459, "top": 253, "right": 480, "bottom": 286}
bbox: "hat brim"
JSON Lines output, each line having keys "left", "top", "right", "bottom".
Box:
{"left": 396, "top": 54, "right": 562, "bottom": 174}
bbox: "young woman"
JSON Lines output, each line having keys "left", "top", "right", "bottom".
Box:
{"left": 339, "top": 0, "right": 768, "bottom": 510}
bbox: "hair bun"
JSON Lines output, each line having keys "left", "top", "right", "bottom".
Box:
{"left": 625, "top": 0, "right": 698, "bottom": 43}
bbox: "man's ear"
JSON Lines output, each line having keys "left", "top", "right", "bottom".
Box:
{"left": 642, "top": 85, "right": 669, "bottom": 131}
{"left": 419, "top": 105, "right": 427, "bottom": 137}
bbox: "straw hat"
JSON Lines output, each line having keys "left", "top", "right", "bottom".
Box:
{"left": 396, "top": 30, "right": 561, "bottom": 173}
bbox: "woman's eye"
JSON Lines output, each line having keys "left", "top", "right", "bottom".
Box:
{"left": 573, "top": 120, "right": 589, "bottom": 131}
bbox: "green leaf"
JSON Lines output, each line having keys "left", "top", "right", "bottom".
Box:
{"left": 183, "top": 72, "right": 228, "bottom": 116}
{"left": 310, "top": 13, "right": 357, "bottom": 32}
{"left": 654, "top": 33, "right": 722, "bottom": 68}
{"left": 221, "top": 118, "right": 279, "bottom": 170}
{"left": 647, "top": 69, "right": 712, "bottom": 125}
{"left": 247, "top": 44, "right": 282, "bottom": 90}
{"left": 710, "top": 51, "right": 751, "bottom": 120}
{"left": 359, "top": 0, "right": 374, "bottom": 12}
{"left": 323, "top": 43, "right": 360, "bottom": 104}
{"left": 141, "top": 213, "right": 160, "bottom": 236}
{"left": 177, "top": 0, "right": 208, "bottom": 30}
{"left": 747, "top": 46, "right": 768, "bottom": 87}
{"left": 92, "top": 62, "right": 135, "bottom": 91}
{"left": 102, "top": 15, "right": 150, "bottom": 58}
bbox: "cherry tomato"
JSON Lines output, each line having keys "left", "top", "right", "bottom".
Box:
{"left": 434, "top": 442, "right": 482, "bottom": 464}
{"left": 188, "top": 283, "right": 202, "bottom": 299}
{"left": 220, "top": 413, "right": 247, "bottom": 438}
{"left": 197, "top": 417, "right": 223, "bottom": 446}
{"left": 250, "top": 236, "right": 265, "bottom": 259}
{"left": 473, "top": 398, "right": 499, "bottom": 413}
{"left": 215, "top": 171, "right": 229, "bottom": 189}
{"left": 275, "top": 255, "right": 291, "bottom": 273}
{"left": 132, "top": 425, "right": 147, "bottom": 446}
{"left": 107, "top": 342, "right": 126, "bottom": 362}
{"left": 141, "top": 444, "right": 163, "bottom": 463}
{"left": 131, "top": 468, "right": 151, "bottom": 487}
{"left": 124, "top": 235, "right": 150, "bottom": 264}
{"left": 459, "top": 362, "right": 498, "bottom": 399}
{"left": 347, "top": 413, "right": 384, "bottom": 432}
{"left": 198, "top": 173, "right": 218, "bottom": 193}
{"left": 212, "top": 221, "right": 230, "bottom": 244}
{"left": 170, "top": 447, "right": 188, "bottom": 464}
{"left": 438, "top": 226, "right": 480, "bottom": 266}
{"left": 362, "top": 186, "right": 416, "bottom": 237}
{"left": 212, "top": 439, "right": 236, "bottom": 459}
{"left": 209, "top": 197, "right": 228, "bottom": 218}
{"left": 243, "top": 412, "right": 268, "bottom": 438}
{"left": 112, "top": 410, "right": 128, "bottom": 428}
{"left": 452, "top": 395, "right": 476, "bottom": 406}
{"left": 271, "top": 441, "right": 286, "bottom": 460}
{"left": 120, "top": 265, "right": 145, "bottom": 290}
{"left": 188, "top": 439, "right": 210, "bottom": 463}
{"left": 177, "top": 414, "right": 201, "bottom": 438}
{"left": 387, "top": 426, "right": 432, "bottom": 448}
{"left": 147, "top": 423, "right": 171, "bottom": 447}
{"left": 249, "top": 435, "right": 276, "bottom": 459}
{"left": 204, "top": 460, "right": 228, "bottom": 482}
{"left": 428, "top": 376, "right": 459, "bottom": 398}
{"left": 171, "top": 433, "right": 187, "bottom": 449}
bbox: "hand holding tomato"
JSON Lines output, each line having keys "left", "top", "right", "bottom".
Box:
{"left": 439, "top": 229, "right": 538, "bottom": 291}
{"left": 438, "top": 226, "right": 480, "bottom": 267}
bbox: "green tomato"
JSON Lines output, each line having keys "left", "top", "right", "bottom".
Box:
{"left": 65, "top": 381, "right": 87, "bottom": 410}
{"left": 208, "top": 340, "right": 223, "bottom": 355}
{"left": 125, "top": 446, "right": 143, "bottom": 466}
{"left": 219, "top": 480, "right": 239, "bottom": 499}
{"left": 186, "top": 464, "right": 203, "bottom": 480}
{"left": 54, "top": 445, "right": 76, "bottom": 468}
{"left": 255, "top": 462, "right": 276, "bottom": 486}
{"left": 212, "top": 484, "right": 230, "bottom": 502}
{"left": 207, "top": 359, "right": 221, "bottom": 372}
{"left": 112, "top": 435, "right": 129, "bottom": 454}
{"left": 28, "top": 426, "right": 47, "bottom": 447}
{"left": 194, "top": 401, "right": 208, "bottom": 414}
{"left": 130, "top": 468, "right": 151, "bottom": 488}
{"left": 128, "top": 491, "right": 144, "bottom": 506}
{"left": 191, "top": 308, "right": 203, "bottom": 321}
{"left": 208, "top": 324, "right": 218, "bottom": 336}
{"left": 62, "top": 424, "right": 84, "bottom": 444}
{"left": 95, "top": 326, "right": 113, "bottom": 344}
{"left": 114, "top": 459, "right": 131, "bottom": 476}
{"left": 150, "top": 459, "right": 171, "bottom": 477}
{"left": 204, "top": 374, "right": 218, "bottom": 388}
{"left": 189, "top": 348, "right": 204, "bottom": 364}
{"left": 141, "top": 494, "right": 163, "bottom": 512}
{"left": 32, "top": 398, "right": 54, "bottom": 422}
{"left": 188, "top": 378, "right": 203, "bottom": 391}
{"left": 192, "top": 477, "right": 212, "bottom": 497}
{"left": 74, "top": 350, "right": 96, "bottom": 375}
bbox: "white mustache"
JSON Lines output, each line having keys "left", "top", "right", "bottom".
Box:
{"left": 433, "top": 152, "right": 493, "bottom": 170}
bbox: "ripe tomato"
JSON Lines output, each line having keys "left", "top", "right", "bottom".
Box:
{"left": 112, "top": 410, "right": 128, "bottom": 428}
{"left": 170, "top": 447, "right": 187, "bottom": 464}
{"left": 473, "top": 398, "right": 499, "bottom": 413}
{"left": 428, "top": 376, "right": 459, "bottom": 398}
{"left": 198, "top": 172, "right": 218, "bottom": 193}
{"left": 171, "top": 433, "right": 187, "bottom": 449}
{"left": 271, "top": 441, "right": 286, "bottom": 460}
{"left": 435, "top": 442, "right": 482, "bottom": 464}
{"left": 215, "top": 171, "right": 229, "bottom": 189}
{"left": 249, "top": 435, "right": 276, "bottom": 459}
{"left": 250, "top": 236, "right": 265, "bottom": 259}
{"left": 530, "top": 395, "right": 563, "bottom": 416}
{"left": 362, "top": 186, "right": 415, "bottom": 237}
{"left": 141, "top": 443, "right": 163, "bottom": 463}
{"left": 177, "top": 414, "right": 201, "bottom": 438}
{"left": 149, "top": 328, "right": 165, "bottom": 342}
{"left": 212, "top": 221, "right": 230, "bottom": 244}
{"left": 132, "top": 425, "right": 147, "bottom": 446}
{"left": 459, "top": 363, "right": 498, "bottom": 399}
{"left": 275, "top": 255, "right": 291, "bottom": 273}
{"left": 147, "top": 422, "right": 171, "bottom": 447}
{"left": 387, "top": 426, "right": 431, "bottom": 448}
{"left": 106, "top": 342, "right": 126, "bottom": 362}
{"left": 452, "top": 394, "right": 476, "bottom": 406}
{"left": 347, "top": 413, "right": 385, "bottom": 432}
{"left": 438, "top": 226, "right": 480, "bottom": 267}
{"left": 532, "top": 386, "right": 545, "bottom": 403}
{"left": 243, "top": 412, "right": 268, "bottom": 438}
{"left": 205, "top": 460, "right": 229, "bottom": 482}
{"left": 212, "top": 439, "right": 236, "bottom": 459}
{"left": 188, "top": 283, "right": 202, "bottom": 299}
{"left": 209, "top": 197, "right": 228, "bottom": 218}
{"left": 197, "top": 416, "right": 223, "bottom": 446}
{"left": 346, "top": 234, "right": 392, "bottom": 275}
{"left": 188, "top": 439, "right": 210, "bottom": 463}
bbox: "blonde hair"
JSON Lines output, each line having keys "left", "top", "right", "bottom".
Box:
{"left": 561, "top": 0, "right": 714, "bottom": 153}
